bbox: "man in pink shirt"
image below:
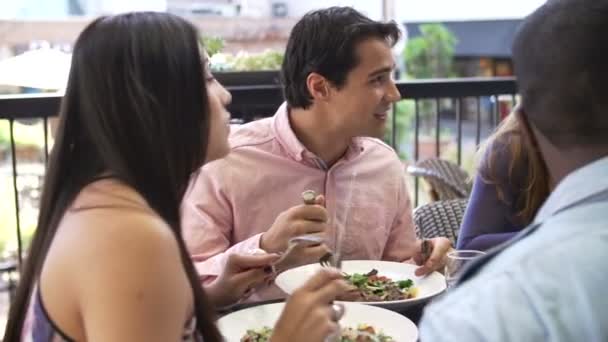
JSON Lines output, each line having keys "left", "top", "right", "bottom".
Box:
{"left": 182, "top": 7, "right": 452, "bottom": 301}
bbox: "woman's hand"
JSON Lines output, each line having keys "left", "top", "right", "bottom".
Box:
{"left": 205, "top": 253, "right": 279, "bottom": 308}
{"left": 271, "top": 268, "right": 350, "bottom": 342}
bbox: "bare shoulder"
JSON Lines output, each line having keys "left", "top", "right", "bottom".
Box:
{"left": 42, "top": 181, "right": 185, "bottom": 293}
{"left": 44, "top": 180, "right": 189, "bottom": 291}
{"left": 61, "top": 202, "right": 190, "bottom": 302}
{"left": 43, "top": 199, "right": 187, "bottom": 293}
{"left": 40, "top": 181, "right": 193, "bottom": 340}
{"left": 56, "top": 181, "right": 181, "bottom": 265}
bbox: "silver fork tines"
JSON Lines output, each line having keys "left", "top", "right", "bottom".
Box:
{"left": 319, "top": 252, "right": 333, "bottom": 267}
{"left": 271, "top": 234, "right": 324, "bottom": 274}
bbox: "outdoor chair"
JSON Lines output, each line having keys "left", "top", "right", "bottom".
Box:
{"left": 407, "top": 158, "right": 472, "bottom": 201}
{"left": 413, "top": 198, "right": 468, "bottom": 245}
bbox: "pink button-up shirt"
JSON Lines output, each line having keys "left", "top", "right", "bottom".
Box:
{"left": 182, "top": 103, "right": 417, "bottom": 300}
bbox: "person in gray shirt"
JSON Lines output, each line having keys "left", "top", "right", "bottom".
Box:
{"left": 420, "top": 0, "right": 608, "bottom": 341}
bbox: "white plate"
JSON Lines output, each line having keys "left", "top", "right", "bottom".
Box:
{"left": 275, "top": 260, "right": 446, "bottom": 310}
{"left": 218, "top": 302, "right": 418, "bottom": 342}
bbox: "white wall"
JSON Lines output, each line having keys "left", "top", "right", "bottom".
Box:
{"left": 270, "top": 0, "right": 545, "bottom": 21}
{"left": 396, "top": 0, "right": 545, "bottom": 22}
{"left": 239, "top": 0, "right": 271, "bottom": 17}
{"left": 0, "top": 0, "right": 168, "bottom": 19}
{"left": 81, "top": 0, "right": 167, "bottom": 15}
{"left": 281, "top": 0, "right": 382, "bottom": 20}
{"left": 0, "top": 0, "right": 68, "bottom": 19}
{"left": 0, "top": 0, "right": 547, "bottom": 20}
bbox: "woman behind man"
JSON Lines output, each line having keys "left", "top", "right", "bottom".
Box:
{"left": 5, "top": 12, "right": 347, "bottom": 342}
{"left": 457, "top": 108, "right": 551, "bottom": 251}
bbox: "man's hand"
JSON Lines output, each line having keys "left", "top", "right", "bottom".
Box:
{"left": 260, "top": 195, "right": 330, "bottom": 268}
{"left": 413, "top": 237, "right": 453, "bottom": 276}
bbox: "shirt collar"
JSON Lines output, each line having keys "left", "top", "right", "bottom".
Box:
{"left": 534, "top": 155, "right": 608, "bottom": 223}
{"left": 272, "top": 102, "right": 365, "bottom": 166}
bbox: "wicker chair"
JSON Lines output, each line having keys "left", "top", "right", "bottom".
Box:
{"left": 407, "top": 158, "right": 472, "bottom": 201}
{"left": 413, "top": 199, "right": 468, "bottom": 245}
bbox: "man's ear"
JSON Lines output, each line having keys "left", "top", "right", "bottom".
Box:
{"left": 306, "top": 72, "right": 331, "bottom": 102}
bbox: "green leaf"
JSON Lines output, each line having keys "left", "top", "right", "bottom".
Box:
{"left": 398, "top": 279, "right": 413, "bottom": 289}
{"left": 200, "top": 36, "right": 225, "bottom": 56}
{"left": 348, "top": 273, "right": 369, "bottom": 287}
{"left": 404, "top": 23, "right": 458, "bottom": 79}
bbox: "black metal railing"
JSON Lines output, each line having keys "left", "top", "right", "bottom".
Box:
{"left": 0, "top": 77, "right": 517, "bottom": 276}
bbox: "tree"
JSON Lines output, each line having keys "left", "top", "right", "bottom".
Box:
{"left": 201, "top": 36, "right": 225, "bottom": 57}
{"left": 403, "top": 24, "right": 458, "bottom": 137}
{"left": 404, "top": 24, "right": 457, "bottom": 79}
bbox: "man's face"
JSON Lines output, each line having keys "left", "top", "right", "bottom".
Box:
{"left": 325, "top": 37, "right": 401, "bottom": 139}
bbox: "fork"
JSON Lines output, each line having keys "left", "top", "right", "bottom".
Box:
{"left": 319, "top": 252, "right": 333, "bottom": 267}
{"left": 271, "top": 234, "right": 324, "bottom": 274}
{"left": 301, "top": 190, "right": 337, "bottom": 268}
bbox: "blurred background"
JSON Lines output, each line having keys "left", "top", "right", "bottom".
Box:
{"left": 0, "top": 0, "right": 545, "bottom": 334}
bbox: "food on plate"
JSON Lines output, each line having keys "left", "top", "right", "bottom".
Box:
{"left": 241, "top": 326, "right": 272, "bottom": 342}
{"left": 241, "top": 324, "right": 394, "bottom": 342}
{"left": 341, "top": 324, "right": 395, "bottom": 342}
{"left": 338, "top": 269, "right": 417, "bottom": 302}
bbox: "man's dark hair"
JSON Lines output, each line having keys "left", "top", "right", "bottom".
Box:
{"left": 513, "top": 0, "right": 608, "bottom": 148}
{"left": 281, "top": 6, "right": 400, "bottom": 109}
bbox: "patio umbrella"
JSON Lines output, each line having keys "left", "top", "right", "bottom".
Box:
{"left": 0, "top": 48, "right": 71, "bottom": 90}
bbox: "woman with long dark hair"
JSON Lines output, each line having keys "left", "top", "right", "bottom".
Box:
{"left": 5, "top": 12, "right": 347, "bottom": 342}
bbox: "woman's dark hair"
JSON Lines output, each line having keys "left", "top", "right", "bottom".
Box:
{"left": 281, "top": 6, "right": 400, "bottom": 109}
{"left": 4, "top": 12, "right": 222, "bottom": 341}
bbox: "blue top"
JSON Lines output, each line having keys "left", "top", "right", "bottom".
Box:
{"left": 457, "top": 141, "right": 525, "bottom": 250}
{"left": 420, "top": 156, "right": 608, "bottom": 342}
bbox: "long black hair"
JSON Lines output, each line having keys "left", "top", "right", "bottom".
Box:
{"left": 4, "top": 12, "right": 222, "bottom": 341}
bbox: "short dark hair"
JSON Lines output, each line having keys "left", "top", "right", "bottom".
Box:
{"left": 281, "top": 6, "right": 400, "bottom": 109}
{"left": 513, "top": 0, "right": 608, "bottom": 148}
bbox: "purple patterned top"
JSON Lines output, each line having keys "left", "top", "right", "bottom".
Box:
{"left": 21, "top": 288, "right": 203, "bottom": 342}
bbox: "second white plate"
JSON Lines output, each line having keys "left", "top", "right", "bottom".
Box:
{"left": 218, "top": 301, "right": 418, "bottom": 342}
